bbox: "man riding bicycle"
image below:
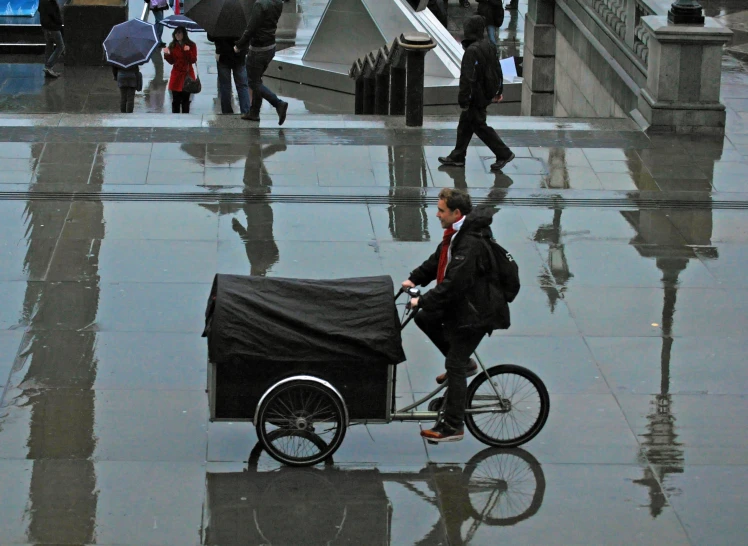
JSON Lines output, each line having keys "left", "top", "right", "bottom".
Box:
{"left": 403, "top": 188, "right": 506, "bottom": 442}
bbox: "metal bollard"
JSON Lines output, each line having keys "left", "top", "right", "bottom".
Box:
{"left": 397, "top": 33, "right": 436, "bottom": 127}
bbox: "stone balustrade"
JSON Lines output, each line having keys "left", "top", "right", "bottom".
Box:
{"left": 523, "top": 0, "right": 732, "bottom": 134}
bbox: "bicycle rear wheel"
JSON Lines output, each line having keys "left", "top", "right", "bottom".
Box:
{"left": 465, "top": 364, "right": 549, "bottom": 448}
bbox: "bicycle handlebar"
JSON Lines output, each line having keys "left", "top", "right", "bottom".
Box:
{"left": 396, "top": 287, "right": 421, "bottom": 330}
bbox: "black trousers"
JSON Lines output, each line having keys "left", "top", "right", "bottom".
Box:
{"left": 172, "top": 90, "right": 191, "bottom": 113}
{"left": 415, "top": 308, "right": 485, "bottom": 430}
{"left": 449, "top": 105, "right": 512, "bottom": 162}
{"left": 119, "top": 87, "right": 135, "bottom": 113}
{"left": 246, "top": 47, "right": 281, "bottom": 116}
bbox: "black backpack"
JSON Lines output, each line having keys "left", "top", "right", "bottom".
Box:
{"left": 482, "top": 238, "right": 520, "bottom": 303}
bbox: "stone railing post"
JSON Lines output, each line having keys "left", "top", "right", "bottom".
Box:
{"left": 522, "top": 0, "right": 556, "bottom": 116}
{"left": 637, "top": 16, "right": 732, "bottom": 134}
{"left": 374, "top": 46, "right": 391, "bottom": 115}
{"left": 362, "top": 53, "right": 377, "bottom": 115}
{"left": 389, "top": 46, "right": 407, "bottom": 116}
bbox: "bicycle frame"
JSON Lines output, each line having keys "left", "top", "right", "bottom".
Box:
{"left": 391, "top": 289, "right": 505, "bottom": 422}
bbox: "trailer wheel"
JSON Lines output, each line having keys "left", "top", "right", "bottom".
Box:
{"left": 257, "top": 378, "right": 347, "bottom": 467}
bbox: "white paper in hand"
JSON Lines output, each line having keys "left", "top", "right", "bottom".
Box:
{"left": 499, "top": 57, "right": 518, "bottom": 81}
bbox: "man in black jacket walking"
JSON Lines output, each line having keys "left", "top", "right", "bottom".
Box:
{"left": 234, "top": 0, "right": 289, "bottom": 124}
{"left": 39, "top": 0, "right": 65, "bottom": 78}
{"left": 438, "top": 16, "right": 514, "bottom": 172}
{"left": 403, "top": 188, "right": 506, "bottom": 442}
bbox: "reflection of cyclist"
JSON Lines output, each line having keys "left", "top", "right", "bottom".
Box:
{"left": 403, "top": 188, "right": 508, "bottom": 442}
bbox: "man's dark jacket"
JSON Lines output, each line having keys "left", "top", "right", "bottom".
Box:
{"left": 39, "top": 0, "right": 63, "bottom": 31}
{"left": 236, "top": 0, "right": 284, "bottom": 50}
{"left": 458, "top": 18, "right": 503, "bottom": 109}
{"left": 209, "top": 35, "right": 246, "bottom": 66}
{"left": 477, "top": 0, "right": 505, "bottom": 27}
{"left": 408, "top": 207, "right": 510, "bottom": 332}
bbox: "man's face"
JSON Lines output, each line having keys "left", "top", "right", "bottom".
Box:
{"left": 436, "top": 199, "right": 462, "bottom": 229}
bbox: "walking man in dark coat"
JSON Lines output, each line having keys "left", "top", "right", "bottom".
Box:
{"left": 234, "top": 0, "right": 289, "bottom": 124}
{"left": 403, "top": 188, "right": 508, "bottom": 442}
{"left": 39, "top": 0, "right": 65, "bottom": 78}
{"left": 438, "top": 16, "right": 514, "bottom": 172}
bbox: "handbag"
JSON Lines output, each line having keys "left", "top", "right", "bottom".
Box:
{"left": 182, "top": 61, "right": 201, "bottom": 94}
{"left": 149, "top": 0, "right": 168, "bottom": 10}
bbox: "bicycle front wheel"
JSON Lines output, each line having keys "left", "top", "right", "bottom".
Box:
{"left": 257, "top": 379, "right": 347, "bottom": 467}
{"left": 465, "top": 364, "right": 549, "bottom": 448}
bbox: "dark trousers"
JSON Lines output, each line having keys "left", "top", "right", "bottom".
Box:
{"left": 43, "top": 29, "right": 64, "bottom": 69}
{"left": 415, "top": 309, "right": 485, "bottom": 430}
{"left": 172, "top": 91, "right": 191, "bottom": 113}
{"left": 119, "top": 87, "right": 135, "bottom": 113}
{"left": 246, "top": 47, "right": 281, "bottom": 116}
{"left": 217, "top": 61, "right": 250, "bottom": 114}
{"left": 449, "top": 105, "right": 512, "bottom": 162}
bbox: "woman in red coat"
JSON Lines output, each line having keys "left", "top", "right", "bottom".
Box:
{"left": 163, "top": 26, "right": 197, "bottom": 113}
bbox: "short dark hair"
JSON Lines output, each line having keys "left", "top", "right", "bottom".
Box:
{"left": 438, "top": 188, "right": 472, "bottom": 216}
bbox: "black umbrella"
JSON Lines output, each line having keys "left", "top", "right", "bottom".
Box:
{"left": 103, "top": 19, "right": 159, "bottom": 68}
{"left": 184, "top": 0, "right": 252, "bottom": 39}
{"left": 161, "top": 14, "right": 206, "bottom": 32}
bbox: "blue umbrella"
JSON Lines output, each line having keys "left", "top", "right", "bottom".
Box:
{"left": 161, "top": 14, "right": 206, "bottom": 32}
{"left": 103, "top": 19, "right": 159, "bottom": 69}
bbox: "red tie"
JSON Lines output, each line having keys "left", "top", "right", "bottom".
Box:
{"left": 436, "top": 228, "right": 456, "bottom": 284}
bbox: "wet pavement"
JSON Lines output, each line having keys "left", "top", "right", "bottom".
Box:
{"left": 2, "top": 1, "right": 748, "bottom": 545}
{"left": 1, "top": 110, "right": 747, "bottom": 544}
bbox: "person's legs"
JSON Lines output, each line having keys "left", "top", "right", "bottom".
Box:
{"left": 246, "top": 49, "right": 283, "bottom": 118}
{"left": 232, "top": 62, "right": 251, "bottom": 114}
{"left": 471, "top": 106, "right": 513, "bottom": 160}
{"left": 217, "top": 62, "right": 233, "bottom": 114}
{"left": 447, "top": 108, "right": 475, "bottom": 162}
{"left": 181, "top": 92, "right": 191, "bottom": 113}
{"left": 486, "top": 24, "right": 498, "bottom": 45}
{"left": 126, "top": 87, "right": 136, "bottom": 113}
{"left": 172, "top": 91, "right": 182, "bottom": 113}
{"left": 153, "top": 10, "right": 165, "bottom": 44}
{"left": 414, "top": 309, "right": 450, "bottom": 356}
{"left": 44, "top": 30, "right": 64, "bottom": 71}
{"left": 43, "top": 30, "right": 54, "bottom": 68}
{"left": 246, "top": 50, "right": 266, "bottom": 117}
{"left": 120, "top": 87, "right": 128, "bottom": 113}
{"left": 441, "top": 329, "right": 485, "bottom": 430}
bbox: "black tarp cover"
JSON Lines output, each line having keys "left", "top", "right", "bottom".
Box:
{"left": 204, "top": 274, "right": 406, "bottom": 366}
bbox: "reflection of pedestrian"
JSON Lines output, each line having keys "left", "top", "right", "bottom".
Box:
{"left": 111, "top": 65, "right": 142, "bottom": 113}
{"left": 476, "top": 0, "right": 504, "bottom": 46}
{"left": 144, "top": 53, "right": 167, "bottom": 112}
{"left": 163, "top": 26, "right": 197, "bottom": 113}
{"left": 438, "top": 16, "right": 514, "bottom": 172}
{"left": 231, "top": 134, "right": 287, "bottom": 276}
{"left": 209, "top": 35, "right": 250, "bottom": 115}
{"left": 39, "top": 0, "right": 65, "bottom": 78}
{"left": 235, "top": 0, "right": 289, "bottom": 124}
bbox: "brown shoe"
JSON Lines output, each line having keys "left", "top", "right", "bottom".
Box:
{"left": 435, "top": 358, "right": 479, "bottom": 385}
{"left": 421, "top": 423, "right": 464, "bottom": 442}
